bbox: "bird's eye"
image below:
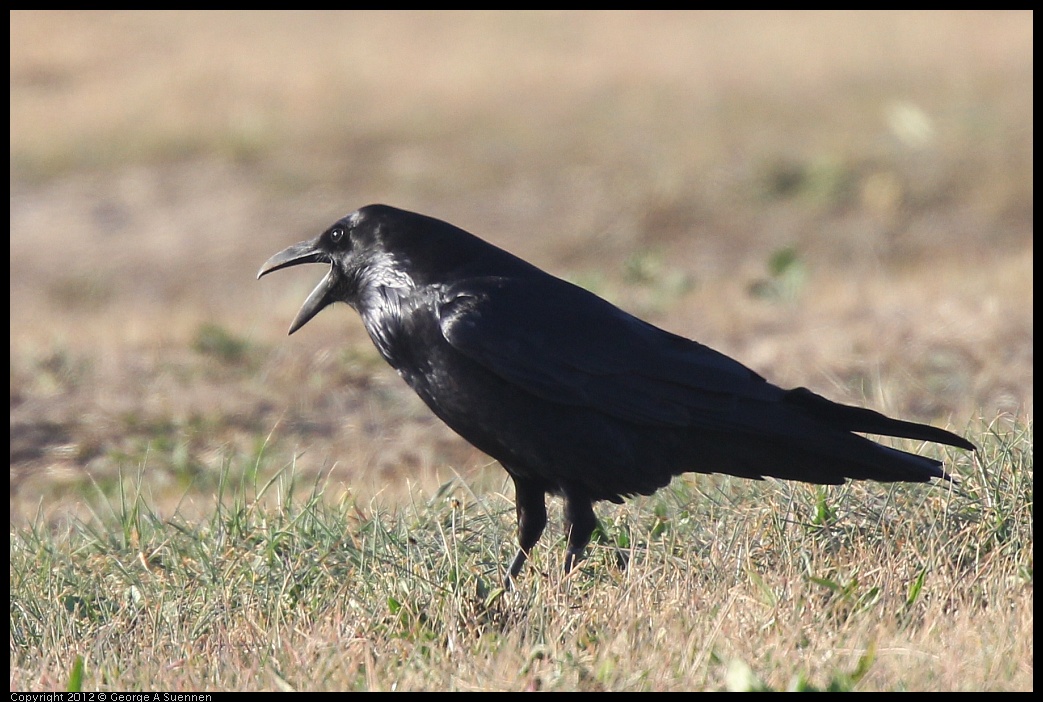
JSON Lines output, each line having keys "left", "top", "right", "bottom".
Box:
{"left": 329, "top": 228, "right": 345, "bottom": 245}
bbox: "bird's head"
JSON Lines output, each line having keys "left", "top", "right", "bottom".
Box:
{"left": 260, "top": 204, "right": 537, "bottom": 336}
{"left": 257, "top": 204, "right": 420, "bottom": 334}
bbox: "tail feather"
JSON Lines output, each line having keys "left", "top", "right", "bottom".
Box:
{"left": 784, "top": 387, "right": 977, "bottom": 451}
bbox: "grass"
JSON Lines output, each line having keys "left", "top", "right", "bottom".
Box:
{"left": 10, "top": 419, "right": 1031, "bottom": 691}
{"left": 10, "top": 11, "right": 1032, "bottom": 692}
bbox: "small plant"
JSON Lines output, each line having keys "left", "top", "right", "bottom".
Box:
{"left": 748, "top": 246, "right": 807, "bottom": 302}
{"left": 193, "top": 323, "right": 252, "bottom": 366}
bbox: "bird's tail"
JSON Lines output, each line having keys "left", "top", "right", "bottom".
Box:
{"left": 784, "top": 387, "right": 977, "bottom": 451}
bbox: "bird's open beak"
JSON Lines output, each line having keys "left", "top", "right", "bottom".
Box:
{"left": 257, "top": 239, "right": 336, "bottom": 335}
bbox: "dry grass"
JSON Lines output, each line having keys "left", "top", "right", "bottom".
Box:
{"left": 9, "top": 425, "right": 1031, "bottom": 690}
{"left": 9, "top": 11, "right": 1033, "bottom": 691}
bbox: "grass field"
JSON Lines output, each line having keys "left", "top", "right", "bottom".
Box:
{"left": 10, "top": 11, "right": 1033, "bottom": 691}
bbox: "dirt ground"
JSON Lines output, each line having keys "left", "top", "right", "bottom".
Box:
{"left": 9, "top": 11, "right": 1033, "bottom": 521}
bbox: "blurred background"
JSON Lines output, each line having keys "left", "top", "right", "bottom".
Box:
{"left": 10, "top": 11, "right": 1032, "bottom": 520}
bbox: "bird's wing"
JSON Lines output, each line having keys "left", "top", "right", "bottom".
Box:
{"left": 437, "top": 276, "right": 782, "bottom": 428}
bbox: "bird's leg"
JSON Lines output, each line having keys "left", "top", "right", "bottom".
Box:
{"left": 562, "top": 490, "right": 597, "bottom": 574}
{"left": 508, "top": 477, "right": 547, "bottom": 581}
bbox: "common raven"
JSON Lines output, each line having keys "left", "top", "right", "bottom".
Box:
{"left": 258, "top": 204, "right": 975, "bottom": 579}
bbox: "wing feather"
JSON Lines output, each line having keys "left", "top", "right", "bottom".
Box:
{"left": 437, "top": 276, "right": 782, "bottom": 428}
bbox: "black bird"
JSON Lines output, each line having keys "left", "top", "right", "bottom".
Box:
{"left": 258, "top": 204, "right": 975, "bottom": 579}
